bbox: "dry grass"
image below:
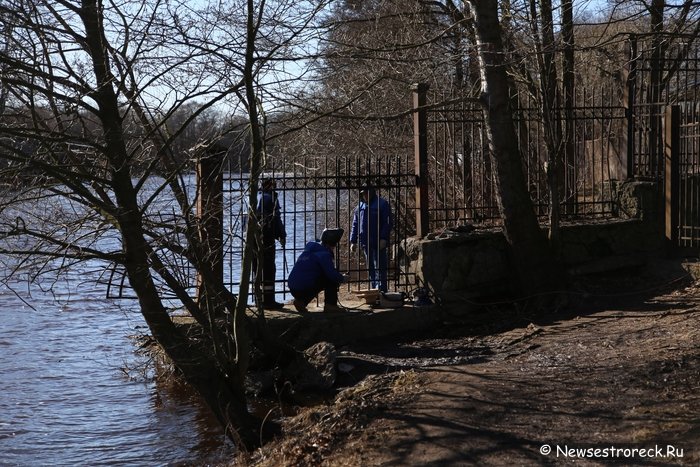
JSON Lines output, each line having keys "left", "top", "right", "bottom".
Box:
{"left": 240, "top": 370, "right": 423, "bottom": 467}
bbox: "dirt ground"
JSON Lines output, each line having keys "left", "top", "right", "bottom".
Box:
{"left": 242, "top": 262, "right": 700, "bottom": 466}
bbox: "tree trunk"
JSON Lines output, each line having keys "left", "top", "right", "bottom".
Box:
{"left": 561, "top": 0, "right": 575, "bottom": 213}
{"left": 468, "top": 0, "right": 563, "bottom": 296}
{"left": 529, "top": 0, "right": 563, "bottom": 254}
{"left": 648, "top": 0, "right": 666, "bottom": 177}
{"left": 79, "top": 0, "right": 258, "bottom": 448}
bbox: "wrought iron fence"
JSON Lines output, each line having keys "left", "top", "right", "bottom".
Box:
{"left": 630, "top": 34, "right": 700, "bottom": 180}
{"left": 417, "top": 86, "right": 626, "bottom": 233}
{"left": 677, "top": 102, "right": 700, "bottom": 250}
{"left": 629, "top": 34, "right": 700, "bottom": 252}
{"left": 222, "top": 147, "right": 420, "bottom": 302}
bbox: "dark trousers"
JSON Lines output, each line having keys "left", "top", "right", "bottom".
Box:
{"left": 291, "top": 276, "right": 338, "bottom": 307}
{"left": 253, "top": 240, "right": 277, "bottom": 304}
{"left": 364, "top": 246, "right": 388, "bottom": 292}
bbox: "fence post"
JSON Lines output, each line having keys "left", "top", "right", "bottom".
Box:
{"left": 625, "top": 34, "right": 637, "bottom": 180}
{"left": 412, "top": 83, "right": 429, "bottom": 238}
{"left": 664, "top": 105, "right": 680, "bottom": 251}
{"left": 196, "top": 149, "right": 225, "bottom": 301}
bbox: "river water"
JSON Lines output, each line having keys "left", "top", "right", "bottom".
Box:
{"left": 0, "top": 178, "right": 237, "bottom": 466}
{"left": 0, "top": 176, "right": 354, "bottom": 466}
{"left": 0, "top": 266, "right": 233, "bottom": 466}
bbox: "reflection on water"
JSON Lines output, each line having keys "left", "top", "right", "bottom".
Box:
{"left": 0, "top": 276, "right": 233, "bottom": 466}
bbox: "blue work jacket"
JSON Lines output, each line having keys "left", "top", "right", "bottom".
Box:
{"left": 288, "top": 242, "right": 344, "bottom": 291}
{"left": 349, "top": 195, "right": 393, "bottom": 249}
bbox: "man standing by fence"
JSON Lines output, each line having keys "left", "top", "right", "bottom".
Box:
{"left": 255, "top": 177, "right": 286, "bottom": 310}
{"left": 350, "top": 185, "right": 393, "bottom": 292}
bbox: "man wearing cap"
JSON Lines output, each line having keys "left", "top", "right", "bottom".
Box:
{"left": 349, "top": 185, "right": 393, "bottom": 292}
{"left": 255, "top": 177, "right": 286, "bottom": 310}
{"left": 287, "top": 228, "right": 348, "bottom": 312}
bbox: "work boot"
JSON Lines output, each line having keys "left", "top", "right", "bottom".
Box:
{"left": 293, "top": 299, "right": 308, "bottom": 313}
{"left": 323, "top": 304, "right": 346, "bottom": 313}
{"left": 263, "top": 301, "right": 284, "bottom": 310}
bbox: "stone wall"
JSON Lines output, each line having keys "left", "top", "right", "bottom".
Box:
{"left": 397, "top": 181, "right": 664, "bottom": 303}
{"left": 399, "top": 230, "right": 512, "bottom": 303}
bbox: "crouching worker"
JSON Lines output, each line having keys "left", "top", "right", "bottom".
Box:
{"left": 288, "top": 228, "right": 348, "bottom": 313}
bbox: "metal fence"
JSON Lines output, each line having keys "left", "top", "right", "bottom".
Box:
{"left": 630, "top": 34, "right": 700, "bottom": 180}
{"left": 418, "top": 34, "right": 700, "bottom": 255}
{"left": 106, "top": 33, "right": 700, "bottom": 300}
{"left": 416, "top": 86, "right": 627, "bottom": 233}
{"left": 628, "top": 35, "right": 700, "bottom": 252}
{"left": 221, "top": 148, "right": 420, "bottom": 301}
{"left": 216, "top": 34, "right": 700, "bottom": 301}
{"left": 670, "top": 103, "right": 700, "bottom": 251}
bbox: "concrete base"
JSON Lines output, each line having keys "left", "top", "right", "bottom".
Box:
{"left": 260, "top": 300, "right": 443, "bottom": 349}
{"left": 397, "top": 181, "right": 666, "bottom": 305}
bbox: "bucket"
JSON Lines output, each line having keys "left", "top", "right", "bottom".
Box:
{"left": 355, "top": 289, "right": 381, "bottom": 305}
{"left": 379, "top": 292, "right": 405, "bottom": 308}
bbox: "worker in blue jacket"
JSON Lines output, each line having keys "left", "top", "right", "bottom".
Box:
{"left": 255, "top": 177, "right": 286, "bottom": 310}
{"left": 288, "top": 228, "right": 348, "bottom": 313}
{"left": 349, "top": 185, "right": 393, "bottom": 292}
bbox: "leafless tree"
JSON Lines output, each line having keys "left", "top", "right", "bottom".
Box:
{"left": 0, "top": 0, "right": 329, "bottom": 448}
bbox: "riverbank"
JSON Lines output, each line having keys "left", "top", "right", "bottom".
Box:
{"left": 240, "top": 261, "right": 700, "bottom": 465}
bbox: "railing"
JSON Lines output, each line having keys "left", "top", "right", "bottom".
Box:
{"left": 412, "top": 85, "right": 626, "bottom": 233}
{"left": 218, "top": 151, "right": 421, "bottom": 301}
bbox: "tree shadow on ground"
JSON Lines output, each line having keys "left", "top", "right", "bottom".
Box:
{"left": 369, "top": 363, "right": 696, "bottom": 466}
{"left": 333, "top": 260, "right": 697, "bottom": 384}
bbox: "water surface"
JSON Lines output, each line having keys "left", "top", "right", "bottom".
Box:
{"left": 0, "top": 275, "right": 232, "bottom": 466}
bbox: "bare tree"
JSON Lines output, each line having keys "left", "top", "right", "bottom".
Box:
{"left": 525, "top": 0, "right": 563, "bottom": 251}
{"left": 466, "top": 0, "right": 563, "bottom": 295}
{"left": 0, "top": 0, "right": 329, "bottom": 448}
